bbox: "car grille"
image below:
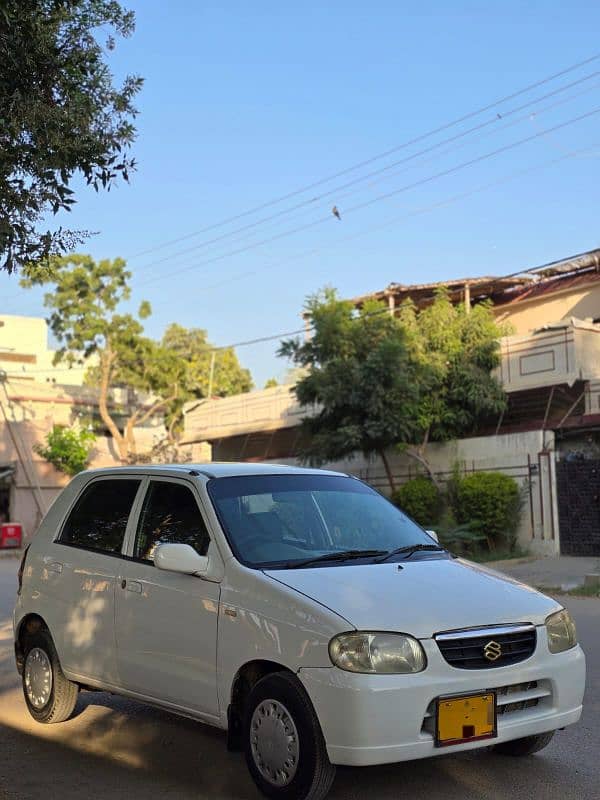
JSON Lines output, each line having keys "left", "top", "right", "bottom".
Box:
{"left": 435, "top": 624, "right": 537, "bottom": 669}
{"left": 421, "top": 680, "right": 552, "bottom": 737}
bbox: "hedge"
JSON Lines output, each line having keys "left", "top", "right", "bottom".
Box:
{"left": 453, "top": 471, "right": 521, "bottom": 550}
{"left": 392, "top": 477, "right": 441, "bottom": 527}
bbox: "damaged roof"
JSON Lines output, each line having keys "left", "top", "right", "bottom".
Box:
{"left": 350, "top": 247, "right": 600, "bottom": 311}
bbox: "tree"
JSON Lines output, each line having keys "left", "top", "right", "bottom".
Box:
{"left": 279, "top": 289, "right": 422, "bottom": 491}
{"left": 264, "top": 378, "right": 279, "bottom": 389}
{"left": 162, "top": 322, "right": 252, "bottom": 399}
{"left": 0, "top": 1, "right": 142, "bottom": 273}
{"left": 21, "top": 254, "right": 185, "bottom": 461}
{"left": 396, "top": 291, "right": 507, "bottom": 479}
{"left": 279, "top": 288, "right": 507, "bottom": 492}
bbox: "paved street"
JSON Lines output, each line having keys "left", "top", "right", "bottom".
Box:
{"left": 0, "top": 557, "right": 598, "bottom": 800}
{"left": 489, "top": 555, "right": 600, "bottom": 591}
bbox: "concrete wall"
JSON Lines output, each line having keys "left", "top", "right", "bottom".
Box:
{"left": 266, "top": 429, "right": 559, "bottom": 557}
{"left": 0, "top": 420, "right": 123, "bottom": 542}
{"left": 494, "top": 280, "right": 600, "bottom": 334}
{"left": 0, "top": 379, "right": 170, "bottom": 543}
{"left": 183, "top": 384, "right": 306, "bottom": 443}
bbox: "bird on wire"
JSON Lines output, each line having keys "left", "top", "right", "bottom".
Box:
{"left": 332, "top": 205, "right": 341, "bottom": 220}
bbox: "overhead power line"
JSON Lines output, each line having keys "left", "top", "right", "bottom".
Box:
{"left": 177, "top": 139, "right": 600, "bottom": 303}
{"left": 21, "top": 141, "right": 597, "bottom": 373}
{"left": 171, "top": 240, "right": 600, "bottom": 353}
{"left": 134, "top": 67, "right": 600, "bottom": 274}
{"left": 127, "top": 52, "right": 600, "bottom": 263}
{"left": 5, "top": 136, "right": 598, "bottom": 345}
{"left": 135, "top": 105, "right": 600, "bottom": 289}
{"left": 132, "top": 74, "right": 600, "bottom": 282}
{"left": 3, "top": 55, "right": 599, "bottom": 311}
{"left": 24, "top": 235, "right": 598, "bottom": 373}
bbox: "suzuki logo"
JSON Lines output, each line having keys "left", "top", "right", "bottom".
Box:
{"left": 484, "top": 640, "right": 502, "bottom": 662}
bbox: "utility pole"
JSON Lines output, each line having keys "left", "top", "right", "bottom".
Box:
{"left": 207, "top": 350, "right": 216, "bottom": 399}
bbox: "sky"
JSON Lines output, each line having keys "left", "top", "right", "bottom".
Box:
{"left": 3, "top": 0, "right": 600, "bottom": 388}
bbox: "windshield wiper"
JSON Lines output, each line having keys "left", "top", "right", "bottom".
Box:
{"left": 374, "top": 543, "right": 446, "bottom": 563}
{"left": 284, "top": 549, "right": 389, "bottom": 569}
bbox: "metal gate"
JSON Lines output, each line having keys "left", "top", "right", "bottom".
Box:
{"left": 556, "top": 459, "right": 600, "bottom": 555}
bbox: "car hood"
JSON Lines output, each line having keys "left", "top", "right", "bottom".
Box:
{"left": 264, "top": 557, "right": 561, "bottom": 639}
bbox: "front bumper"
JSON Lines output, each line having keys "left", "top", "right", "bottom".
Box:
{"left": 299, "top": 632, "right": 585, "bottom": 767}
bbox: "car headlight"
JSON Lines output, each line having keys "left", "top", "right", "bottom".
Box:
{"left": 546, "top": 609, "right": 577, "bottom": 653}
{"left": 329, "top": 632, "right": 426, "bottom": 674}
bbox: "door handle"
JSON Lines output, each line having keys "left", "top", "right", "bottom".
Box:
{"left": 122, "top": 579, "right": 142, "bottom": 594}
{"left": 46, "top": 562, "right": 63, "bottom": 574}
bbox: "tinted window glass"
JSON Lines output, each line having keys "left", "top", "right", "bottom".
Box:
{"left": 60, "top": 479, "right": 141, "bottom": 554}
{"left": 208, "top": 474, "right": 433, "bottom": 568}
{"left": 134, "top": 481, "right": 210, "bottom": 563}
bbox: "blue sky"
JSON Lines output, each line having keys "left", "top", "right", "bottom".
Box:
{"left": 4, "top": 1, "right": 600, "bottom": 387}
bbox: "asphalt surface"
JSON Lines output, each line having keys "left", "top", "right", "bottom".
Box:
{"left": 490, "top": 555, "right": 600, "bottom": 591}
{"left": 0, "top": 557, "right": 598, "bottom": 800}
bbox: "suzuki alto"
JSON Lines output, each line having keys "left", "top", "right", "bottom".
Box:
{"left": 13, "top": 464, "right": 585, "bottom": 800}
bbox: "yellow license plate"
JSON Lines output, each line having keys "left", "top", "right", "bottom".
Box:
{"left": 436, "top": 692, "right": 497, "bottom": 747}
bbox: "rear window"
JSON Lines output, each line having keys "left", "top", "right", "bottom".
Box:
{"left": 59, "top": 479, "right": 141, "bottom": 555}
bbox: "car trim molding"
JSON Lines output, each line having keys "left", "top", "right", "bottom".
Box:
{"left": 434, "top": 623, "right": 536, "bottom": 641}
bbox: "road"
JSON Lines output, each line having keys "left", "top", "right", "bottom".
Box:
{"left": 0, "top": 556, "right": 598, "bottom": 800}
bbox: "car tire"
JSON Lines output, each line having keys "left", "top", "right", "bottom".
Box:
{"left": 22, "top": 628, "right": 79, "bottom": 723}
{"left": 492, "top": 730, "right": 555, "bottom": 756}
{"left": 243, "top": 671, "right": 336, "bottom": 800}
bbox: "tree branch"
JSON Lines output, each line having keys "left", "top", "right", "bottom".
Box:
{"left": 127, "top": 385, "right": 179, "bottom": 435}
{"left": 98, "top": 350, "right": 127, "bottom": 460}
{"left": 404, "top": 445, "right": 441, "bottom": 488}
{"left": 379, "top": 448, "right": 396, "bottom": 493}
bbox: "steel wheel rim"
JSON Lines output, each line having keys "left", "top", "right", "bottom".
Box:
{"left": 250, "top": 699, "right": 300, "bottom": 787}
{"left": 24, "top": 647, "right": 53, "bottom": 709}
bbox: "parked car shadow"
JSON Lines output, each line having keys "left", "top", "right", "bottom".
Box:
{"left": 1, "top": 690, "right": 590, "bottom": 800}
{"left": 2, "top": 597, "right": 598, "bottom": 800}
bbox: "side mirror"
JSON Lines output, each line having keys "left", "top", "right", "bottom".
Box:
{"left": 426, "top": 530, "right": 439, "bottom": 543}
{"left": 154, "top": 543, "right": 209, "bottom": 575}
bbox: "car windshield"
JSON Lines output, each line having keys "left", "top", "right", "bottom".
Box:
{"left": 207, "top": 473, "right": 442, "bottom": 568}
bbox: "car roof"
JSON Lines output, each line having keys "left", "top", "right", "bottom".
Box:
{"left": 79, "top": 462, "right": 349, "bottom": 480}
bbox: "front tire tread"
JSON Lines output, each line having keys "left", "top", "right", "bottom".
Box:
{"left": 22, "top": 629, "right": 78, "bottom": 724}
{"left": 244, "top": 671, "right": 335, "bottom": 800}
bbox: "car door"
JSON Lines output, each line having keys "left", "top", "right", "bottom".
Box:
{"left": 46, "top": 476, "right": 143, "bottom": 685}
{"left": 114, "top": 477, "right": 221, "bottom": 717}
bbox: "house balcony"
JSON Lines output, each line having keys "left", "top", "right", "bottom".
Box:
{"left": 183, "top": 384, "right": 304, "bottom": 443}
{"left": 183, "top": 319, "right": 600, "bottom": 447}
{"left": 497, "top": 318, "right": 600, "bottom": 394}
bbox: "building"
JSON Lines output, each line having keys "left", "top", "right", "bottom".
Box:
{"left": 183, "top": 247, "right": 600, "bottom": 557}
{"left": 0, "top": 315, "right": 169, "bottom": 539}
{"left": 0, "top": 313, "right": 96, "bottom": 385}
{"left": 351, "top": 247, "right": 600, "bottom": 333}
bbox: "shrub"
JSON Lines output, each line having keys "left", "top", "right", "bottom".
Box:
{"left": 453, "top": 471, "right": 521, "bottom": 550}
{"left": 434, "top": 520, "right": 487, "bottom": 555}
{"left": 392, "top": 477, "right": 441, "bottom": 526}
{"left": 35, "top": 425, "right": 96, "bottom": 476}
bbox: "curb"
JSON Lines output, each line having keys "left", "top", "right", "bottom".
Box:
{"left": 485, "top": 556, "right": 538, "bottom": 570}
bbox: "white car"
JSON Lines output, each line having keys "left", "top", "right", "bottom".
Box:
{"left": 14, "top": 464, "right": 585, "bottom": 800}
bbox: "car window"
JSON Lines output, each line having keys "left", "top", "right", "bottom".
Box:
{"left": 208, "top": 474, "right": 432, "bottom": 567}
{"left": 134, "top": 480, "right": 210, "bottom": 563}
{"left": 60, "top": 479, "right": 141, "bottom": 555}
